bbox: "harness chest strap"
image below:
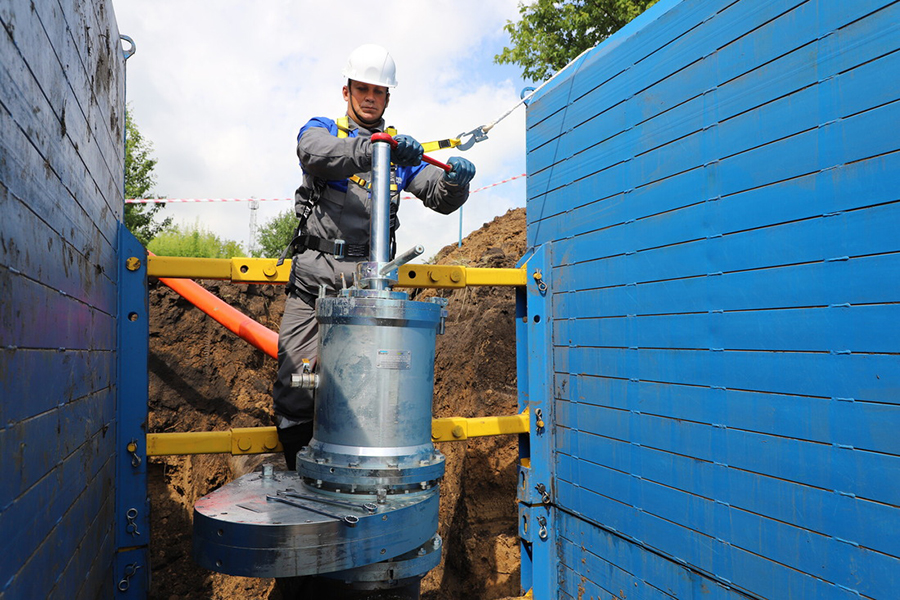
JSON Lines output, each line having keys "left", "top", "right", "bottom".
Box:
{"left": 279, "top": 117, "right": 399, "bottom": 266}
{"left": 338, "top": 116, "right": 399, "bottom": 192}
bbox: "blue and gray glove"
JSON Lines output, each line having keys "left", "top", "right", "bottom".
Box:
{"left": 443, "top": 156, "right": 476, "bottom": 186}
{"left": 391, "top": 134, "right": 424, "bottom": 167}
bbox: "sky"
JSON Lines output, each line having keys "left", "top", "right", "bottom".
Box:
{"left": 111, "top": 0, "right": 532, "bottom": 261}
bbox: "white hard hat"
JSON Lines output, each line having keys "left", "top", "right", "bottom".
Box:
{"left": 342, "top": 44, "right": 398, "bottom": 88}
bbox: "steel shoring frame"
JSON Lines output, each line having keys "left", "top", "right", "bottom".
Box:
{"left": 144, "top": 256, "right": 530, "bottom": 458}
{"left": 115, "top": 226, "right": 151, "bottom": 597}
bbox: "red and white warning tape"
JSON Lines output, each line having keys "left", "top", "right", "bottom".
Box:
{"left": 125, "top": 197, "right": 288, "bottom": 204}
{"left": 125, "top": 173, "right": 526, "bottom": 204}
{"left": 467, "top": 173, "right": 526, "bottom": 195}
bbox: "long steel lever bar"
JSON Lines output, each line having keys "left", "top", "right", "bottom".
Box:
{"left": 281, "top": 490, "right": 378, "bottom": 514}
{"left": 266, "top": 495, "right": 359, "bottom": 526}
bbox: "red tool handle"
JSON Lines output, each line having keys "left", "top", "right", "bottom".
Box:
{"left": 371, "top": 132, "right": 452, "bottom": 172}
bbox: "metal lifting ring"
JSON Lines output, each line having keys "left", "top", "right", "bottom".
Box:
{"left": 119, "top": 35, "right": 136, "bottom": 60}
{"left": 117, "top": 562, "right": 141, "bottom": 591}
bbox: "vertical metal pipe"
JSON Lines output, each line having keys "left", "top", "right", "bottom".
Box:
{"left": 370, "top": 140, "right": 392, "bottom": 265}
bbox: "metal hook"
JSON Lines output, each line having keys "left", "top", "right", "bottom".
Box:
{"left": 120, "top": 35, "right": 136, "bottom": 60}
{"left": 455, "top": 126, "right": 489, "bottom": 151}
{"left": 127, "top": 439, "right": 142, "bottom": 468}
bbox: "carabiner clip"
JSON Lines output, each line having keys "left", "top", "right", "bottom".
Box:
{"left": 455, "top": 126, "right": 489, "bottom": 151}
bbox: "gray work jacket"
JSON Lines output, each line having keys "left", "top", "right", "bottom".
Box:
{"left": 289, "top": 115, "right": 469, "bottom": 301}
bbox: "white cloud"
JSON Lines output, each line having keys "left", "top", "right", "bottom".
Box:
{"left": 112, "top": 0, "right": 528, "bottom": 259}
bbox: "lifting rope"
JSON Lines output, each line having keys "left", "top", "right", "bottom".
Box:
{"left": 454, "top": 43, "right": 598, "bottom": 151}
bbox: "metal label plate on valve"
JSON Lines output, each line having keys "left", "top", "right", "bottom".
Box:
{"left": 376, "top": 349, "right": 411, "bottom": 370}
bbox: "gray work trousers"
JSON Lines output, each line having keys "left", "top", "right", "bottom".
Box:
{"left": 273, "top": 294, "right": 318, "bottom": 426}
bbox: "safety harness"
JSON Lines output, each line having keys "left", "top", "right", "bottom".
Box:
{"left": 277, "top": 118, "right": 400, "bottom": 267}
{"left": 337, "top": 116, "right": 402, "bottom": 260}
{"left": 277, "top": 117, "right": 466, "bottom": 269}
{"left": 337, "top": 116, "right": 400, "bottom": 195}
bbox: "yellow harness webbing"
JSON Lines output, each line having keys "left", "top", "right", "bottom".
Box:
{"left": 337, "top": 116, "right": 398, "bottom": 191}
{"left": 337, "top": 116, "right": 397, "bottom": 139}
{"left": 337, "top": 116, "right": 461, "bottom": 154}
{"left": 421, "top": 138, "right": 462, "bottom": 153}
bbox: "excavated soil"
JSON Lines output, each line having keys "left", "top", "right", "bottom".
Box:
{"left": 147, "top": 208, "right": 528, "bottom": 600}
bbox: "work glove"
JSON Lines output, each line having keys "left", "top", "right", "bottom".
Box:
{"left": 390, "top": 134, "right": 424, "bottom": 167}
{"left": 443, "top": 156, "right": 476, "bottom": 186}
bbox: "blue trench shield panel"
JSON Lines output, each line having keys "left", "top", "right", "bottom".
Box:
{"left": 523, "top": 0, "right": 900, "bottom": 598}
{"left": 0, "top": 0, "right": 131, "bottom": 597}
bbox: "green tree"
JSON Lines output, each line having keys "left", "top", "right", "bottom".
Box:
{"left": 148, "top": 220, "right": 245, "bottom": 258}
{"left": 124, "top": 107, "right": 171, "bottom": 245}
{"left": 254, "top": 209, "right": 297, "bottom": 258}
{"left": 495, "top": 0, "right": 660, "bottom": 81}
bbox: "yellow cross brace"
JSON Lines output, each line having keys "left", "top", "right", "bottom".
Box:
{"left": 145, "top": 411, "right": 530, "bottom": 456}
{"left": 145, "top": 427, "right": 282, "bottom": 456}
{"left": 146, "top": 256, "right": 527, "bottom": 288}
{"left": 430, "top": 409, "right": 530, "bottom": 442}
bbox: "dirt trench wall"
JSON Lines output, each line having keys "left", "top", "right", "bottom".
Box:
{"left": 147, "top": 208, "right": 527, "bottom": 600}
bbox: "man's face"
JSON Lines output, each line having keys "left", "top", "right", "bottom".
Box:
{"left": 343, "top": 80, "right": 390, "bottom": 126}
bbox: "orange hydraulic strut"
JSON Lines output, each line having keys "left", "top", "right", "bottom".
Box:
{"left": 151, "top": 252, "right": 278, "bottom": 358}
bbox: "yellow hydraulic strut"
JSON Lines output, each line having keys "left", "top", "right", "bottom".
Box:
{"left": 146, "top": 256, "right": 527, "bottom": 288}
{"left": 146, "top": 410, "right": 531, "bottom": 456}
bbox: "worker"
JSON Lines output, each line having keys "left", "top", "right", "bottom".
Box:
{"left": 273, "top": 44, "right": 476, "bottom": 470}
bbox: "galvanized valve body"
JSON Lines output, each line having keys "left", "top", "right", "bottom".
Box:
{"left": 193, "top": 287, "right": 448, "bottom": 589}
{"left": 297, "top": 289, "right": 448, "bottom": 495}
{"left": 193, "top": 134, "right": 447, "bottom": 596}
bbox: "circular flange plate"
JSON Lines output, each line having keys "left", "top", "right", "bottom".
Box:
{"left": 193, "top": 470, "right": 439, "bottom": 578}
